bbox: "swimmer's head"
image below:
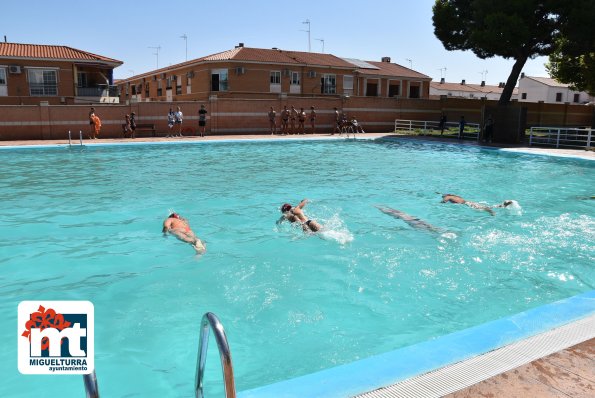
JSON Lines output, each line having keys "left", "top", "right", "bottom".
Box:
{"left": 502, "top": 200, "right": 513, "bottom": 207}
{"left": 281, "top": 203, "right": 292, "bottom": 213}
{"left": 168, "top": 213, "right": 180, "bottom": 219}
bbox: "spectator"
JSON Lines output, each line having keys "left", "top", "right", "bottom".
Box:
{"left": 458, "top": 116, "right": 466, "bottom": 139}
{"left": 174, "top": 106, "right": 183, "bottom": 137}
{"left": 130, "top": 112, "right": 137, "bottom": 138}
{"left": 268, "top": 107, "right": 277, "bottom": 135}
{"left": 309, "top": 106, "right": 317, "bottom": 134}
{"left": 166, "top": 108, "right": 175, "bottom": 138}
{"left": 198, "top": 105, "right": 208, "bottom": 137}
{"left": 280, "top": 105, "right": 289, "bottom": 135}
{"left": 298, "top": 107, "right": 306, "bottom": 134}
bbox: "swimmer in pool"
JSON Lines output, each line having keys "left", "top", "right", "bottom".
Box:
{"left": 277, "top": 199, "right": 322, "bottom": 233}
{"left": 376, "top": 205, "right": 442, "bottom": 233}
{"left": 162, "top": 213, "right": 206, "bottom": 253}
{"left": 440, "top": 193, "right": 496, "bottom": 216}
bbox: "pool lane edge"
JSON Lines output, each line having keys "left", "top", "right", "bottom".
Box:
{"left": 237, "top": 290, "right": 595, "bottom": 398}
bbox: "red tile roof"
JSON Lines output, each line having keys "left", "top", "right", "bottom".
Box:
{"left": 0, "top": 42, "right": 122, "bottom": 65}
{"left": 360, "top": 61, "right": 430, "bottom": 79}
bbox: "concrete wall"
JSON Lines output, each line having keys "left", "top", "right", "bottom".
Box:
{"left": 0, "top": 97, "right": 592, "bottom": 140}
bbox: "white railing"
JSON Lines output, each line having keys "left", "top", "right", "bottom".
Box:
{"left": 394, "top": 119, "right": 480, "bottom": 140}
{"left": 529, "top": 127, "right": 593, "bottom": 149}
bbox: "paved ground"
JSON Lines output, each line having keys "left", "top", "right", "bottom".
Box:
{"left": 446, "top": 338, "right": 594, "bottom": 398}
{"left": 3, "top": 132, "right": 593, "bottom": 397}
{"left": 1, "top": 132, "right": 594, "bottom": 161}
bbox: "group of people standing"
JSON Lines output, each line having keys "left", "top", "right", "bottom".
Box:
{"left": 269, "top": 105, "right": 316, "bottom": 135}
{"left": 165, "top": 104, "right": 208, "bottom": 138}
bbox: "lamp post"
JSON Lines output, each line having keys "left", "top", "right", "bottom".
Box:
{"left": 180, "top": 34, "right": 188, "bottom": 61}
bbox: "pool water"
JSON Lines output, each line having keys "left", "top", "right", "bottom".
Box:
{"left": 1, "top": 139, "right": 593, "bottom": 397}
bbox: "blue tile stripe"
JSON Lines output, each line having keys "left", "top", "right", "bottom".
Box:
{"left": 238, "top": 290, "right": 595, "bottom": 398}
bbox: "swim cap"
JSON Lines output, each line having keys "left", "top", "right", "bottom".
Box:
{"left": 281, "top": 204, "right": 292, "bottom": 213}
{"left": 169, "top": 213, "right": 180, "bottom": 219}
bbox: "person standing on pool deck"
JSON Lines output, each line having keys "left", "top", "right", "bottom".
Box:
{"left": 268, "top": 107, "right": 277, "bottom": 135}
{"left": 289, "top": 105, "right": 298, "bottom": 134}
{"left": 166, "top": 108, "right": 175, "bottom": 137}
{"left": 198, "top": 104, "right": 207, "bottom": 137}
{"left": 309, "top": 106, "right": 317, "bottom": 134}
{"left": 333, "top": 107, "right": 342, "bottom": 135}
{"left": 89, "top": 110, "right": 101, "bottom": 139}
{"left": 280, "top": 105, "right": 289, "bottom": 135}
{"left": 458, "top": 116, "right": 466, "bottom": 139}
{"left": 174, "top": 106, "right": 183, "bottom": 137}
{"left": 162, "top": 212, "right": 206, "bottom": 253}
{"left": 277, "top": 199, "right": 322, "bottom": 233}
{"left": 298, "top": 107, "right": 306, "bottom": 134}
{"left": 130, "top": 112, "right": 137, "bottom": 138}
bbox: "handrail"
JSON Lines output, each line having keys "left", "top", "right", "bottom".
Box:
{"left": 83, "top": 371, "right": 99, "bottom": 398}
{"left": 195, "top": 312, "right": 236, "bottom": 398}
{"left": 529, "top": 126, "right": 593, "bottom": 149}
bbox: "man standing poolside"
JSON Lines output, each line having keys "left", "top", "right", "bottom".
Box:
{"left": 268, "top": 107, "right": 277, "bottom": 134}
{"left": 277, "top": 199, "right": 322, "bottom": 233}
{"left": 162, "top": 213, "right": 206, "bottom": 253}
{"left": 309, "top": 106, "right": 317, "bottom": 134}
{"left": 174, "top": 106, "right": 183, "bottom": 137}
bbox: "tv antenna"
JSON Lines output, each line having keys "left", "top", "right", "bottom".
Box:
{"left": 148, "top": 46, "right": 161, "bottom": 69}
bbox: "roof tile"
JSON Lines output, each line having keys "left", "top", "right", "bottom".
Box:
{"left": 0, "top": 42, "right": 122, "bottom": 64}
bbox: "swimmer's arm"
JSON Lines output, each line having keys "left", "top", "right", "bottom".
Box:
{"left": 296, "top": 199, "right": 308, "bottom": 209}
{"left": 276, "top": 215, "right": 286, "bottom": 225}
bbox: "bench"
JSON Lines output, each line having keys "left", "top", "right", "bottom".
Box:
{"left": 122, "top": 123, "right": 156, "bottom": 137}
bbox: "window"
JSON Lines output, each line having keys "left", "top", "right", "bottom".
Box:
{"left": 166, "top": 77, "right": 172, "bottom": 89}
{"left": 131, "top": 84, "right": 137, "bottom": 95}
{"left": 366, "top": 82, "right": 378, "bottom": 96}
{"left": 343, "top": 75, "right": 353, "bottom": 95}
{"left": 145, "top": 83, "right": 149, "bottom": 97}
{"left": 176, "top": 85, "right": 182, "bottom": 95}
{"left": 555, "top": 92, "right": 562, "bottom": 102}
{"left": 270, "top": 71, "right": 281, "bottom": 84}
{"left": 521, "top": 92, "right": 527, "bottom": 100}
{"left": 211, "top": 69, "right": 228, "bottom": 91}
{"left": 388, "top": 83, "right": 400, "bottom": 97}
{"left": 409, "top": 85, "right": 420, "bottom": 98}
{"left": 77, "top": 72, "right": 87, "bottom": 88}
{"left": 0, "top": 68, "right": 6, "bottom": 96}
{"left": 157, "top": 80, "right": 162, "bottom": 96}
{"left": 321, "top": 74, "right": 336, "bottom": 94}
{"left": 28, "top": 69, "right": 58, "bottom": 96}
{"left": 573, "top": 93, "right": 580, "bottom": 103}
{"left": 290, "top": 71, "right": 300, "bottom": 86}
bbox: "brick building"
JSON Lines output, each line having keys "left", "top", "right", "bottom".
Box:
{"left": 118, "top": 44, "right": 431, "bottom": 103}
{"left": 430, "top": 78, "right": 518, "bottom": 101}
{"left": 0, "top": 42, "right": 122, "bottom": 105}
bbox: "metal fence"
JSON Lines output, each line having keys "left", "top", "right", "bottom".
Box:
{"left": 394, "top": 119, "right": 480, "bottom": 140}
{"left": 529, "top": 127, "right": 593, "bottom": 149}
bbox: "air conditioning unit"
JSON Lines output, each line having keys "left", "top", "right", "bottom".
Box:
{"left": 8, "top": 65, "right": 22, "bottom": 74}
{"left": 307, "top": 71, "right": 316, "bottom": 78}
{"left": 186, "top": 71, "right": 195, "bottom": 78}
{"left": 282, "top": 69, "right": 291, "bottom": 77}
{"left": 235, "top": 67, "right": 245, "bottom": 75}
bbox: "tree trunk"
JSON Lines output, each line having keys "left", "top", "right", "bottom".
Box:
{"left": 498, "top": 56, "right": 528, "bottom": 105}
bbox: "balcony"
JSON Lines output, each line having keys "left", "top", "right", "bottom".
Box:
{"left": 75, "top": 85, "right": 120, "bottom": 103}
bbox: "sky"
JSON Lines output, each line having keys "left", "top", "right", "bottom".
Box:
{"left": 2, "top": 0, "right": 550, "bottom": 85}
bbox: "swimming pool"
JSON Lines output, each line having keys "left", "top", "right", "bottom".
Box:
{"left": 1, "top": 138, "right": 593, "bottom": 397}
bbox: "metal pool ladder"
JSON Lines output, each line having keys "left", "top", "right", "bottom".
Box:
{"left": 82, "top": 312, "right": 236, "bottom": 398}
{"left": 196, "top": 312, "right": 237, "bottom": 398}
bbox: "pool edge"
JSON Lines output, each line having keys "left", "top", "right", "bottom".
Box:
{"left": 237, "top": 290, "right": 595, "bottom": 398}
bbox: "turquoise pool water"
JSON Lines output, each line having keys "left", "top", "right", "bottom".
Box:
{"left": 1, "top": 138, "right": 593, "bottom": 397}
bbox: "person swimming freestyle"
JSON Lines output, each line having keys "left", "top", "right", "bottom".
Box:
{"left": 277, "top": 199, "right": 322, "bottom": 233}
{"left": 162, "top": 213, "right": 206, "bottom": 253}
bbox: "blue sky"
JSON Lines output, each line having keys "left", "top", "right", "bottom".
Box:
{"left": 3, "top": 0, "right": 549, "bottom": 84}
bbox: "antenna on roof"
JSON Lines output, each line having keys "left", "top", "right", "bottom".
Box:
{"left": 301, "top": 19, "right": 311, "bottom": 52}
{"left": 180, "top": 34, "right": 188, "bottom": 61}
{"left": 406, "top": 58, "right": 412, "bottom": 69}
{"left": 479, "top": 69, "right": 488, "bottom": 82}
{"left": 315, "top": 38, "right": 325, "bottom": 53}
{"left": 438, "top": 67, "right": 447, "bottom": 80}
{"left": 148, "top": 45, "right": 161, "bottom": 69}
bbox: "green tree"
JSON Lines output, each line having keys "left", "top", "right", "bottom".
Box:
{"left": 432, "top": 0, "right": 585, "bottom": 105}
{"left": 546, "top": 1, "right": 595, "bottom": 96}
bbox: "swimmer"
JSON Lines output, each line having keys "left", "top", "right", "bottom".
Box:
{"left": 277, "top": 199, "right": 322, "bottom": 233}
{"left": 440, "top": 193, "right": 495, "bottom": 216}
{"left": 492, "top": 200, "right": 515, "bottom": 208}
{"left": 376, "top": 205, "right": 442, "bottom": 233}
{"left": 162, "top": 213, "right": 206, "bottom": 254}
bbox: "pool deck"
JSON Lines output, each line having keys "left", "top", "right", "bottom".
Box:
{"left": 1, "top": 132, "right": 594, "bottom": 161}
{"left": 3, "top": 133, "right": 594, "bottom": 397}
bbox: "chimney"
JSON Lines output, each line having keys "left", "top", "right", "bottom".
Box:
{"left": 3, "top": 35, "right": 6, "bottom": 43}
{"left": 521, "top": 72, "right": 525, "bottom": 78}
{"left": 381, "top": 56, "right": 391, "bottom": 63}
{"left": 235, "top": 43, "right": 244, "bottom": 48}
{"left": 461, "top": 79, "right": 466, "bottom": 85}
{"left": 481, "top": 81, "right": 485, "bottom": 87}
{"left": 440, "top": 77, "right": 445, "bottom": 84}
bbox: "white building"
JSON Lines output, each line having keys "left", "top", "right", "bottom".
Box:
{"left": 430, "top": 79, "right": 517, "bottom": 101}
{"left": 518, "top": 75, "right": 593, "bottom": 104}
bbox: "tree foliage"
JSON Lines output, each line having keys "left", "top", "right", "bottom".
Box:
{"left": 546, "top": 1, "right": 595, "bottom": 96}
{"left": 432, "top": 0, "right": 592, "bottom": 104}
